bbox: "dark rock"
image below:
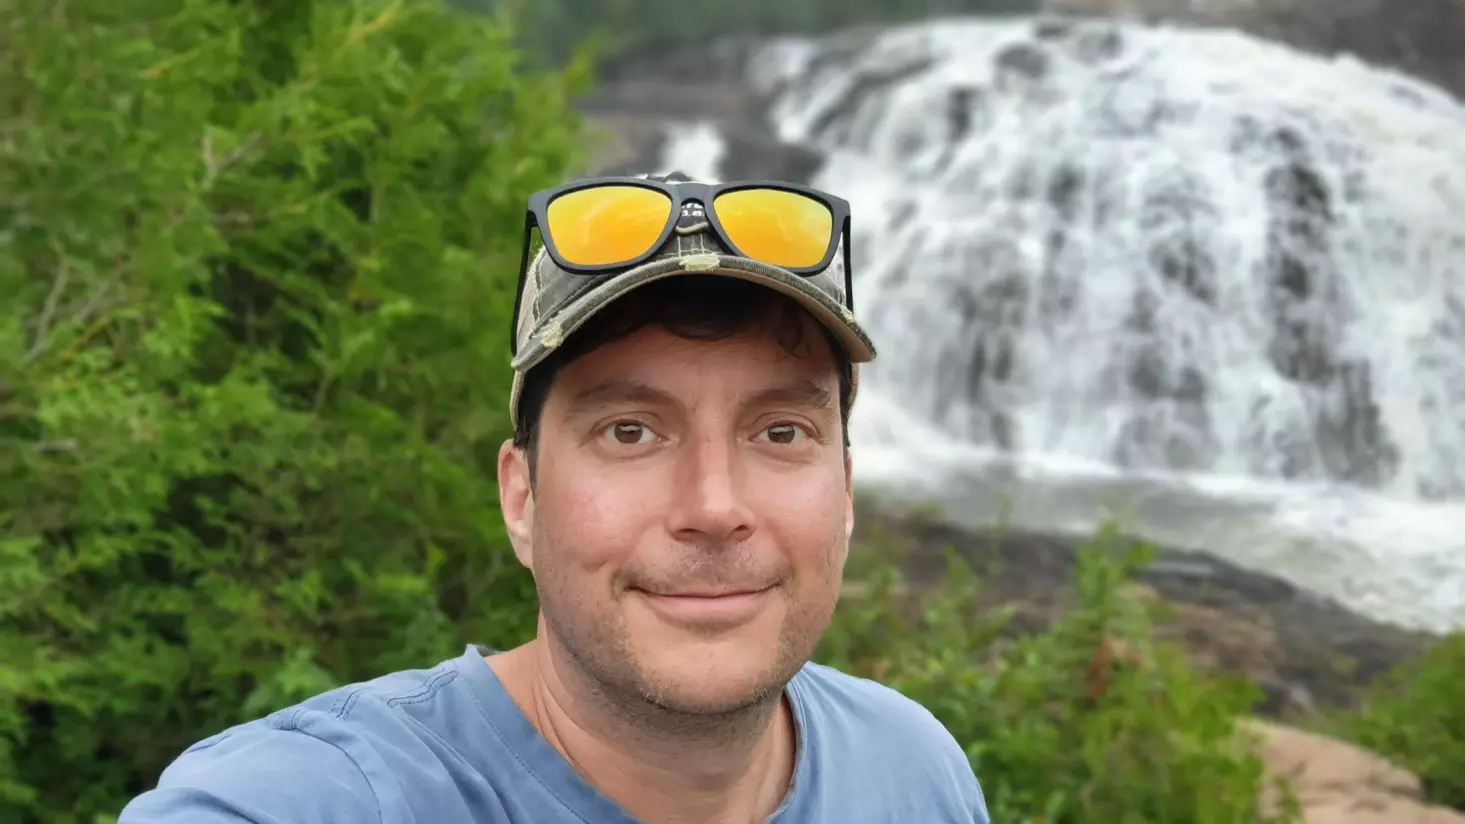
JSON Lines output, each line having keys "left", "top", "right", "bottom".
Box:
{"left": 947, "top": 85, "right": 981, "bottom": 143}
{"left": 1044, "top": 0, "right": 1465, "bottom": 103}
{"left": 716, "top": 126, "right": 825, "bottom": 184}
{"left": 597, "top": 38, "right": 754, "bottom": 88}
{"left": 995, "top": 41, "right": 1051, "bottom": 84}
{"left": 802, "top": 25, "right": 888, "bottom": 80}
{"left": 804, "top": 54, "right": 936, "bottom": 145}
{"left": 578, "top": 80, "right": 758, "bottom": 122}
{"left": 580, "top": 115, "right": 667, "bottom": 176}
{"left": 579, "top": 114, "right": 827, "bottom": 184}
{"left": 575, "top": 36, "right": 830, "bottom": 182}
{"left": 1034, "top": 16, "right": 1077, "bottom": 39}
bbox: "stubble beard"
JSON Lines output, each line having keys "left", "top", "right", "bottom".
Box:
{"left": 533, "top": 530, "right": 837, "bottom": 742}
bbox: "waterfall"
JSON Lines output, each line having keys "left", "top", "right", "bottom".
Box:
{"left": 650, "top": 16, "right": 1465, "bottom": 632}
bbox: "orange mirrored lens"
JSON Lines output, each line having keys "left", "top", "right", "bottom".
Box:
{"left": 545, "top": 186, "right": 672, "bottom": 267}
{"left": 713, "top": 189, "right": 834, "bottom": 269}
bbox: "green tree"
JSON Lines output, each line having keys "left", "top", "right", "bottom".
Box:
{"left": 0, "top": 0, "right": 589, "bottom": 820}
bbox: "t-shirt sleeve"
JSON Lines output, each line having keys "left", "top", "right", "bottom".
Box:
{"left": 967, "top": 776, "right": 991, "bottom": 824}
{"left": 893, "top": 690, "right": 991, "bottom": 823}
{"left": 933, "top": 716, "right": 990, "bottom": 824}
{"left": 117, "top": 721, "right": 382, "bottom": 824}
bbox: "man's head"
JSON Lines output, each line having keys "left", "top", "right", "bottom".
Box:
{"left": 497, "top": 172, "right": 875, "bottom": 719}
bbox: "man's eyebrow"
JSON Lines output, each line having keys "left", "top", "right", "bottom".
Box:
{"left": 562, "top": 380, "right": 677, "bottom": 419}
{"left": 746, "top": 379, "right": 837, "bottom": 413}
{"left": 561, "top": 378, "right": 837, "bottom": 420}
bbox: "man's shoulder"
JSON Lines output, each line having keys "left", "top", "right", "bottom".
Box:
{"left": 120, "top": 654, "right": 473, "bottom": 823}
{"left": 792, "top": 662, "right": 988, "bottom": 819}
{"left": 117, "top": 708, "right": 384, "bottom": 823}
{"left": 793, "top": 661, "right": 955, "bottom": 738}
{"left": 220, "top": 652, "right": 467, "bottom": 754}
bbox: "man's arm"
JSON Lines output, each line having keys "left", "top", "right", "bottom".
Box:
{"left": 118, "top": 723, "right": 381, "bottom": 824}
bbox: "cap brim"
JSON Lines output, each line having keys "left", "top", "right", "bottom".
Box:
{"left": 511, "top": 253, "right": 875, "bottom": 371}
{"left": 507, "top": 252, "right": 876, "bottom": 424}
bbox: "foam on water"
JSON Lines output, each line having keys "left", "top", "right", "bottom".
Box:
{"left": 652, "top": 18, "right": 1465, "bottom": 632}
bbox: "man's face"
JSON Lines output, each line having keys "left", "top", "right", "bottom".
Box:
{"left": 498, "top": 312, "right": 853, "bottom": 716}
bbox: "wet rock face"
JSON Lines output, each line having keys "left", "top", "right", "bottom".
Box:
{"left": 1043, "top": 0, "right": 1465, "bottom": 102}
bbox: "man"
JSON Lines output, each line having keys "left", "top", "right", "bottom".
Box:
{"left": 120, "top": 172, "right": 989, "bottom": 823}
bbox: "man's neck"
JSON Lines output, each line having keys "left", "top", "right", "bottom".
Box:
{"left": 488, "top": 640, "right": 797, "bottom": 824}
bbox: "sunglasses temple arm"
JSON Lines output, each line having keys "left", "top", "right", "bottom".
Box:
{"left": 842, "top": 222, "right": 855, "bottom": 310}
{"left": 509, "top": 216, "right": 535, "bottom": 356}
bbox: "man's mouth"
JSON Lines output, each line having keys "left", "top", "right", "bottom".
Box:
{"left": 631, "top": 585, "right": 775, "bottom": 624}
{"left": 640, "top": 586, "right": 772, "bottom": 598}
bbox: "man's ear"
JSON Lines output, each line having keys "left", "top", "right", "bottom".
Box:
{"left": 844, "top": 450, "right": 855, "bottom": 540}
{"left": 498, "top": 440, "right": 535, "bottom": 569}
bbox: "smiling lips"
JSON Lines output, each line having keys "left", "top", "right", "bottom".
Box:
{"left": 634, "top": 585, "right": 775, "bottom": 625}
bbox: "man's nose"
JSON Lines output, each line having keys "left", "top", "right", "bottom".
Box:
{"left": 666, "top": 432, "right": 755, "bottom": 546}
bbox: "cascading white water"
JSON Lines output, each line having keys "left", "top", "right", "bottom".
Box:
{"left": 655, "top": 16, "right": 1465, "bottom": 632}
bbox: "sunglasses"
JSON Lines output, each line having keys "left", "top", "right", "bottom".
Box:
{"left": 511, "top": 177, "right": 854, "bottom": 353}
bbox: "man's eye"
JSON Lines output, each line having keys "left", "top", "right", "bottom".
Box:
{"left": 603, "top": 422, "right": 655, "bottom": 445}
{"left": 758, "top": 423, "right": 807, "bottom": 445}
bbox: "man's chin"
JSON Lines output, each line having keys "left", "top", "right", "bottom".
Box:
{"left": 636, "top": 678, "right": 783, "bottom": 717}
{"left": 629, "top": 646, "right": 795, "bottom": 717}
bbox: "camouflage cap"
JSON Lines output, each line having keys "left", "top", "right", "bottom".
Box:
{"left": 508, "top": 171, "right": 877, "bottom": 425}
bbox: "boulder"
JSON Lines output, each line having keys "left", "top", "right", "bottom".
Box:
{"left": 1245, "top": 719, "right": 1465, "bottom": 823}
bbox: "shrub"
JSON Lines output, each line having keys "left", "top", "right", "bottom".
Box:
{"left": 819, "top": 521, "right": 1299, "bottom": 823}
{"left": 1330, "top": 633, "right": 1465, "bottom": 810}
{"left": 0, "top": 0, "right": 589, "bottom": 820}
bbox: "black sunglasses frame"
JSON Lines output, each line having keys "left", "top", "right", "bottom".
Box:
{"left": 510, "top": 177, "right": 855, "bottom": 356}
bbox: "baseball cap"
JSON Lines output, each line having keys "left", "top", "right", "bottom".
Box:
{"left": 507, "top": 171, "right": 877, "bottom": 425}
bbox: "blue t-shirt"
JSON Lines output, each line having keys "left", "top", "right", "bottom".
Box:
{"left": 120, "top": 644, "right": 989, "bottom": 823}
